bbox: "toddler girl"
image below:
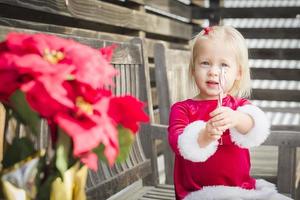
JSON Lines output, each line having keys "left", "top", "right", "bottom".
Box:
{"left": 168, "top": 26, "right": 292, "bottom": 200}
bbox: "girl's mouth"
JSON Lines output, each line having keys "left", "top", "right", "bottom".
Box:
{"left": 206, "top": 81, "right": 219, "bottom": 88}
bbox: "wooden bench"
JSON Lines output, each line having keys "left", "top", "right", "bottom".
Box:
{"left": 0, "top": 25, "right": 175, "bottom": 200}
{"left": 152, "top": 42, "right": 300, "bottom": 199}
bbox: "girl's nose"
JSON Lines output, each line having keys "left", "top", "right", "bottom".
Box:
{"left": 208, "top": 66, "right": 220, "bottom": 77}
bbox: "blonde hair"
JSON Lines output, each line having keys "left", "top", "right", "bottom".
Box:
{"left": 189, "top": 25, "right": 251, "bottom": 98}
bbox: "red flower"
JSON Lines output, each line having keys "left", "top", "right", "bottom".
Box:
{"left": 0, "top": 32, "right": 150, "bottom": 171}
{"left": 108, "top": 96, "right": 149, "bottom": 133}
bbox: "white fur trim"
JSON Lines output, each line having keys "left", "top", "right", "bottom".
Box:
{"left": 230, "top": 105, "right": 270, "bottom": 148}
{"left": 178, "top": 120, "right": 218, "bottom": 162}
{"left": 184, "top": 179, "right": 292, "bottom": 200}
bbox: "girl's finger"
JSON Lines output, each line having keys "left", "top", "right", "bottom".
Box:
{"left": 212, "top": 118, "right": 229, "bottom": 127}
{"left": 216, "top": 124, "right": 232, "bottom": 132}
{"left": 211, "top": 129, "right": 222, "bottom": 136}
{"left": 211, "top": 135, "right": 221, "bottom": 140}
{"left": 210, "top": 113, "right": 225, "bottom": 122}
{"left": 209, "top": 106, "right": 228, "bottom": 117}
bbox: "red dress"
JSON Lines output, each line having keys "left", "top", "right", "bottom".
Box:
{"left": 168, "top": 95, "right": 256, "bottom": 200}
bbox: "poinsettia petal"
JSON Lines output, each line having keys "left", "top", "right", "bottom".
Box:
{"left": 0, "top": 70, "right": 20, "bottom": 101}
{"left": 0, "top": 41, "right": 8, "bottom": 52}
{"left": 14, "top": 54, "right": 55, "bottom": 76}
{"left": 22, "top": 81, "right": 68, "bottom": 118}
{"left": 108, "top": 95, "right": 149, "bottom": 133}
{"left": 79, "top": 152, "right": 98, "bottom": 171}
{"left": 104, "top": 140, "right": 118, "bottom": 166}
{"left": 6, "top": 32, "right": 73, "bottom": 55}
{"left": 5, "top": 32, "right": 31, "bottom": 54}
{"left": 65, "top": 44, "right": 117, "bottom": 89}
{"left": 38, "top": 64, "right": 75, "bottom": 108}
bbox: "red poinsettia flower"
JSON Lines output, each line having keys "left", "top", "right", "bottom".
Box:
{"left": 0, "top": 32, "right": 150, "bottom": 172}
{"left": 108, "top": 95, "right": 149, "bottom": 133}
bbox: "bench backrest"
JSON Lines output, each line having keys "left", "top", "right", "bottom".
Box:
{"left": 0, "top": 25, "right": 152, "bottom": 200}
{"left": 153, "top": 42, "right": 300, "bottom": 198}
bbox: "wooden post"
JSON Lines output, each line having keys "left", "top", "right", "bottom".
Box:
{"left": 277, "top": 146, "right": 296, "bottom": 196}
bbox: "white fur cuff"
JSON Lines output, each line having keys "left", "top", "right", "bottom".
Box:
{"left": 230, "top": 105, "right": 270, "bottom": 148}
{"left": 178, "top": 120, "right": 218, "bottom": 162}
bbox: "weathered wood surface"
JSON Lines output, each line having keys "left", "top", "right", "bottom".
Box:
{"left": 193, "top": 7, "right": 300, "bottom": 19}
{"left": 249, "top": 48, "right": 300, "bottom": 60}
{"left": 143, "top": 0, "right": 192, "bottom": 22}
{"left": 0, "top": 0, "right": 193, "bottom": 40}
{"left": 251, "top": 89, "right": 300, "bottom": 102}
{"left": 238, "top": 28, "right": 300, "bottom": 39}
{"left": 251, "top": 68, "right": 300, "bottom": 80}
{"left": 0, "top": 17, "right": 189, "bottom": 59}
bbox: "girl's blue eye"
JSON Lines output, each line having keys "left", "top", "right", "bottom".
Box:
{"left": 200, "top": 61, "right": 210, "bottom": 66}
{"left": 221, "top": 63, "right": 229, "bottom": 67}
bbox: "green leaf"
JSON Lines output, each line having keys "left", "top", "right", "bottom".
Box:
{"left": 116, "top": 126, "right": 134, "bottom": 163}
{"left": 2, "top": 137, "right": 36, "bottom": 168}
{"left": 93, "top": 144, "right": 107, "bottom": 163}
{"left": 9, "top": 90, "right": 41, "bottom": 135}
{"left": 93, "top": 126, "right": 134, "bottom": 164}
{"left": 55, "top": 129, "right": 71, "bottom": 177}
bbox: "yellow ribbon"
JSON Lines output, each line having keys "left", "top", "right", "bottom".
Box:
{"left": 50, "top": 162, "right": 87, "bottom": 200}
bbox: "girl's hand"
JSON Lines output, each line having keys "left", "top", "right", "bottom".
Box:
{"left": 209, "top": 106, "right": 239, "bottom": 132}
{"left": 198, "top": 121, "right": 223, "bottom": 147}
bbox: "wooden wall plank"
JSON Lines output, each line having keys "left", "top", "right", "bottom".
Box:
{"left": 0, "top": 17, "right": 132, "bottom": 42}
{"left": 128, "top": 0, "right": 145, "bottom": 5}
{"left": 193, "top": 7, "right": 300, "bottom": 19}
{"left": 144, "top": 0, "right": 192, "bottom": 22}
{"left": 251, "top": 89, "right": 300, "bottom": 102}
{"left": 249, "top": 49, "right": 300, "bottom": 60}
{"left": 238, "top": 28, "right": 300, "bottom": 39}
{"left": 0, "top": 0, "right": 193, "bottom": 40}
{"left": 251, "top": 68, "right": 300, "bottom": 81}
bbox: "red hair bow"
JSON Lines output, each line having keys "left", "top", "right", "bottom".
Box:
{"left": 203, "top": 27, "right": 212, "bottom": 35}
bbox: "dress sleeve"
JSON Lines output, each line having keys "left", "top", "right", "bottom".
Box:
{"left": 168, "top": 102, "right": 189, "bottom": 156}
{"left": 230, "top": 98, "right": 271, "bottom": 148}
{"left": 168, "top": 102, "right": 218, "bottom": 162}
